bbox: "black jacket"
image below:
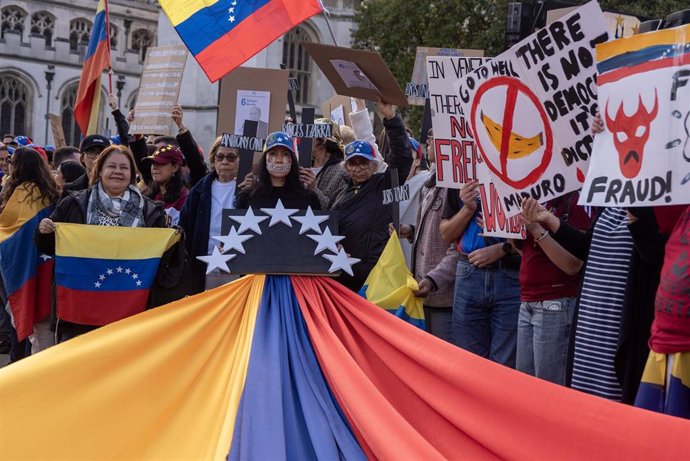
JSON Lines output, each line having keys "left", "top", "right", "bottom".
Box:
{"left": 329, "top": 115, "right": 413, "bottom": 291}
{"left": 35, "top": 188, "right": 167, "bottom": 256}
{"left": 178, "top": 173, "right": 217, "bottom": 293}
{"left": 60, "top": 173, "right": 90, "bottom": 200}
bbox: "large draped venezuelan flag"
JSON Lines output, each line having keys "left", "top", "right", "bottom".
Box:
{"left": 159, "top": 0, "right": 323, "bottom": 82}
{"left": 55, "top": 223, "right": 178, "bottom": 326}
{"left": 0, "top": 183, "right": 53, "bottom": 341}
{"left": 74, "top": 0, "right": 110, "bottom": 136}
{"left": 1, "top": 275, "right": 689, "bottom": 459}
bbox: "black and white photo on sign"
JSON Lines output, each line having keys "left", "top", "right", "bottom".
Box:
{"left": 234, "top": 90, "right": 271, "bottom": 139}
{"left": 329, "top": 60, "right": 380, "bottom": 91}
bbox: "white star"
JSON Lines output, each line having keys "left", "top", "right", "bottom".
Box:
{"left": 132, "top": 273, "right": 139, "bottom": 280}
{"left": 136, "top": 280, "right": 142, "bottom": 287}
{"left": 116, "top": 266, "right": 123, "bottom": 273}
{"left": 39, "top": 254, "right": 52, "bottom": 261}
{"left": 230, "top": 207, "right": 269, "bottom": 234}
{"left": 228, "top": 7, "right": 234, "bottom": 13}
{"left": 106, "top": 269, "right": 113, "bottom": 275}
{"left": 125, "top": 268, "right": 131, "bottom": 275}
{"left": 99, "top": 274, "right": 106, "bottom": 281}
{"left": 95, "top": 281, "right": 101, "bottom": 288}
{"left": 291, "top": 206, "right": 329, "bottom": 235}
{"left": 231, "top": 1, "right": 237, "bottom": 5}
{"left": 212, "top": 226, "right": 253, "bottom": 254}
{"left": 307, "top": 227, "right": 345, "bottom": 254}
{"left": 261, "top": 199, "right": 299, "bottom": 227}
{"left": 229, "top": 15, "right": 235, "bottom": 22}
{"left": 322, "top": 248, "right": 360, "bottom": 276}
{"left": 196, "top": 246, "right": 236, "bottom": 275}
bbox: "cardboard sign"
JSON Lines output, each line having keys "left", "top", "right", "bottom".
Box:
{"left": 302, "top": 43, "right": 408, "bottom": 107}
{"left": 426, "top": 56, "right": 492, "bottom": 188}
{"left": 47, "top": 113, "right": 66, "bottom": 148}
{"left": 217, "top": 67, "right": 289, "bottom": 138}
{"left": 129, "top": 45, "right": 188, "bottom": 135}
{"left": 580, "top": 24, "right": 690, "bottom": 208}
{"left": 450, "top": 1, "right": 608, "bottom": 217}
{"left": 407, "top": 47, "right": 484, "bottom": 106}
{"left": 321, "top": 95, "right": 353, "bottom": 127}
{"left": 477, "top": 160, "right": 527, "bottom": 239}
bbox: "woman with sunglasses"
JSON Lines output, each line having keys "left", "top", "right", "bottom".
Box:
{"left": 180, "top": 137, "right": 250, "bottom": 292}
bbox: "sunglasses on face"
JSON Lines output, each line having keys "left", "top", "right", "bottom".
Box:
{"left": 215, "top": 154, "right": 238, "bottom": 162}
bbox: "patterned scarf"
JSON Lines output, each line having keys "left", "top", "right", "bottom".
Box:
{"left": 87, "top": 181, "right": 145, "bottom": 227}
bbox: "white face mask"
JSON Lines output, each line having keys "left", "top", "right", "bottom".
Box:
{"left": 266, "top": 158, "right": 291, "bottom": 174}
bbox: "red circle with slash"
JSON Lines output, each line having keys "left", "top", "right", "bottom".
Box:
{"left": 470, "top": 76, "right": 553, "bottom": 189}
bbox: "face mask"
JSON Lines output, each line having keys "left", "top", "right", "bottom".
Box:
{"left": 267, "top": 158, "right": 291, "bottom": 174}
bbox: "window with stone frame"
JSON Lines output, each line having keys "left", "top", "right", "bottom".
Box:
{"left": 131, "top": 28, "right": 153, "bottom": 62}
{"left": 61, "top": 84, "right": 82, "bottom": 148}
{"left": 30, "top": 11, "right": 55, "bottom": 47}
{"left": 282, "top": 26, "right": 315, "bottom": 106}
{"left": 0, "top": 74, "right": 31, "bottom": 137}
{"left": 1, "top": 6, "right": 27, "bottom": 40}
{"left": 69, "top": 18, "right": 92, "bottom": 53}
{"left": 109, "top": 23, "right": 118, "bottom": 49}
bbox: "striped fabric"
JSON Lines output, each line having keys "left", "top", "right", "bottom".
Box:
{"left": 571, "top": 208, "right": 634, "bottom": 401}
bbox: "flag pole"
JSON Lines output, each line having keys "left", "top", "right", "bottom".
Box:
{"left": 318, "top": 1, "right": 338, "bottom": 46}
{"left": 103, "top": 0, "right": 113, "bottom": 93}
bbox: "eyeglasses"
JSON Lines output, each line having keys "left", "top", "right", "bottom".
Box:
{"left": 215, "top": 154, "right": 238, "bottom": 163}
{"left": 345, "top": 159, "right": 370, "bottom": 171}
{"left": 84, "top": 150, "right": 101, "bottom": 159}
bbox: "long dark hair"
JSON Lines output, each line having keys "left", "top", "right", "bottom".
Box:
{"left": 146, "top": 169, "right": 187, "bottom": 204}
{"left": 250, "top": 148, "right": 309, "bottom": 200}
{"left": 0, "top": 147, "right": 59, "bottom": 211}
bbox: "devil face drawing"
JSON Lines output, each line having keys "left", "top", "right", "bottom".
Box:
{"left": 604, "top": 90, "right": 658, "bottom": 179}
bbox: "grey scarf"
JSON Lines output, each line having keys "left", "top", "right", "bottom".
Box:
{"left": 87, "top": 181, "right": 145, "bottom": 227}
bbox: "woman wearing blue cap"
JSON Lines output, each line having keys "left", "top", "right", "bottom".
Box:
{"left": 236, "top": 131, "right": 320, "bottom": 210}
{"left": 329, "top": 101, "right": 414, "bottom": 291}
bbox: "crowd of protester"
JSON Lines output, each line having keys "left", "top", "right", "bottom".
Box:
{"left": 0, "top": 89, "right": 687, "bottom": 420}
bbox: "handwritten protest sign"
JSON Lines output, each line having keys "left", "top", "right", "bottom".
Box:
{"left": 130, "top": 45, "right": 187, "bottom": 135}
{"left": 47, "top": 114, "right": 66, "bottom": 148}
{"left": 407, "top": 48, "right": 484, "bottom": 106}
{"left": 426, "top": 56, "right": 491, "bottom": 188}
{"left": 477, "top": 160, "right": 527, "bottom": 239}
{"left": 453, "top": 1, "right": 607, "bottom": 217}
{"left": 580, "top": 24, "right": 690, "bottom": 207}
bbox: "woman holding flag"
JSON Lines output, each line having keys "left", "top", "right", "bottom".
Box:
{"left": 35, "top": 145, "right": 168, "bottom": 341}
{"left": 0, "top": 147, "right": 59, "bottom": 358}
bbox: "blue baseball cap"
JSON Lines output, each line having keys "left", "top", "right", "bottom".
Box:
{"left": 344, "top": 141, "right": 376, "bottom": 162}
{"left": 110, "top": 135, "right": 121, "bottom": 145}
{"left": 43, "top": 144, "right": 55, "bottom": 152}
{"left": 264, "top": 131, "right": 296, "bottom": 155}
{"left": 12, "top": 135, "right": 32, "bottom": 146}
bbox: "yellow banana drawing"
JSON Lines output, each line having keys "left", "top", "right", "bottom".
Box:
{"left": 481, "top": 112, "right": 543, "bottom": 159}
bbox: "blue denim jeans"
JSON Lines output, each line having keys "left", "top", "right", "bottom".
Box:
{"left": 516, "top": 297, "right": 576, "bottom": 385}
{"left": 452, "top": 261, "right": 520, "bottom": 367}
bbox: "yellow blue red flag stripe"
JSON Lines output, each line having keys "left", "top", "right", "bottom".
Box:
{"left": 2, "top": 275, "right": 690, "bottom": 459}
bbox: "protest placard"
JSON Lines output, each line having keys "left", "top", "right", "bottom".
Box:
{"left": 451, "top": 1, "right": 607, "bottom": 217}
{"left": 47, "top": 114, "right": 66, "bottom": 148}
{"left": 407, "top": 47, "right": 484, "bottom": 106}
{"left": 217, "top": 67, "right": 289, "bottom": 139}
{"left": 426, "top": 56, "right": 492, "bottom": 188}
{"left": 321, "top": 95, "right": 354, "bottom": 127}
{"left": 303, "top": 43, "right": 408, "bottom": 106}
{"left": 129, "top": 45, "right": 187, "bottom": 135}
{"left": 477, "top": 160, "right": 527, "bottom": 239}
{"left": 580, "top": 24, "right": 690, "bottom": 208}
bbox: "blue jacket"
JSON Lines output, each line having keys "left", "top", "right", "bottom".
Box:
{"left": 179, "top": 172, "right": 217, "bottom": 293}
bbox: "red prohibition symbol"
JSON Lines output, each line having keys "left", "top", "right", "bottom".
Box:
{"left": 470, "top": 76, "right": 553, "bottom": 190}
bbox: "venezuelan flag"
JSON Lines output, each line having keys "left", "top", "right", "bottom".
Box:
{"left": 0, "top": 183, "right": 53, "bottom": 341}
{"left": 54, "top": 223, "right": 178, "bottom": 326}
{"left": 2, "top": 274, "right": 690, "bottom": 459}
{"left": 74, "top": 0, "right": 110, "bottom": 136}
{"left": 359, "top": 232, "right": 425, "bottom": 329}
{"left": 635, "top": 351, "right": 690, "bottom": 419}
{"left": 596, "top": 23, "right": 690, "bottom": 86}
{"left": 159, "top": 0, "right": 323, "bottom": 82}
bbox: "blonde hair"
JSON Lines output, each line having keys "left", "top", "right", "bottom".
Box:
{"left": 89, "top": 145, "right": 139, "bottom": 186}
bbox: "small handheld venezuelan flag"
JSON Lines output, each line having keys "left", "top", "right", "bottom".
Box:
{"left": 54, "top": 223, "right": 178, "bottom": 326}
